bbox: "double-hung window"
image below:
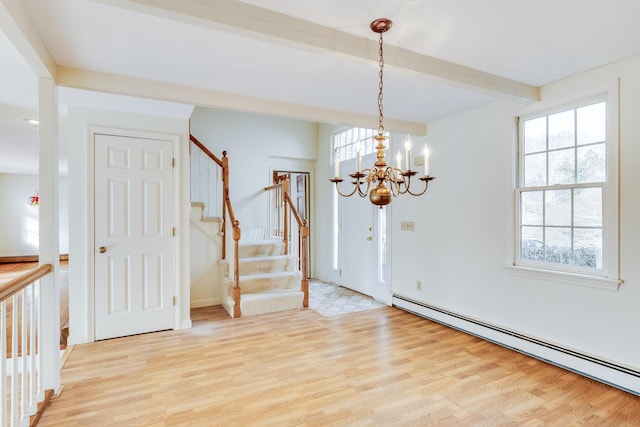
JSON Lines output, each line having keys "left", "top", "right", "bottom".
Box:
{"left": 515, "top": 90, "right": 619, "bottom": 288}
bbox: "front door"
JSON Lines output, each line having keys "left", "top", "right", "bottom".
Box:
{"left": 94, "top": 133, "right": 175, "bottom": 340}
{"left": 338, "top": 157, "right": 375, "bottom": 296}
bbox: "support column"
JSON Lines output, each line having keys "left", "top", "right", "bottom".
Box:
{"left": 38, "top": 77, "right": 61, "bottom": 393}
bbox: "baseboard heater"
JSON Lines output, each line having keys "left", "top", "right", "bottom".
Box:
{"left": 392, "top": 294, "right": 640, "bottom": 396}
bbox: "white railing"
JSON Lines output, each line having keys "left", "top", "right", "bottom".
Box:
{"left": 265, "top": 182, "right": 301, "bottom": 265}
{"left": 1, "top": 264, "right": 53, "bottom": 426}
{"left": 190, "top": 138, "right": 222, "bottom": 218}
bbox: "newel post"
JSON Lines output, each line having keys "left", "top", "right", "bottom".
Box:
{"left": 283, "top": 178, "right": 290, "bottom": 255}
{"left": 232, "top": 220, "right": 241, "bottom": 318}
{"left": 301, "top": 219, "right": 309, "bottom": 308}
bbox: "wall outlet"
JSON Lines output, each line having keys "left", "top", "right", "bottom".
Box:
{"left": 416, "top": 280, "right": 422, "bottom": 291}
{"left": 401, "top": 221, "right": 415, "bottom": 231}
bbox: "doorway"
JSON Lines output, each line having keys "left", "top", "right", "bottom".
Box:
{"left": 93, "top": 132, "right": 176, "bottom": 340}
{"left": 273, "top": 170, "right": 311, "bottom": 278}
{"left": 336, "top": 156, "right": 389, "bottom": 301}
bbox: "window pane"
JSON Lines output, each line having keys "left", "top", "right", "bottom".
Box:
{"left": 545, "top": 189, "right": 571, "bottom": 226}
{"left": 577, "top": 143, "right": 605, "bottom": 183}
{"left": 574, "top": 228, "right": 602, "bottom": 268}
{"left": 524, "top": 117, "right": 546, "bottom": 154}
{"left": 521, "top": 191, "right": 543, "bottom": 225}
{"left": 377, "top": 208, "right": 387, "bottom": 282}
{"left": 546, "top": 227, "right": 571, "bottom": 265}
{"left": 577, "top": 102, "right": 606, "bottom": 145}
{"left": 524, "top": 153, "right": 546, "bottom": 187}
{"left": 548, "top": 110, "right": 575, "bottom": 150}
{"left": 548, "top": 148, "right": 575, "bottom": 185}
{"left": 521, "top": 226, "right": 544, "bottom": 261}
{"left": 574, "top": 188, "right": 602, "bottom": 227}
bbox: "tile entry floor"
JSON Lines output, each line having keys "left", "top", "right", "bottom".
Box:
{"left": 308, "top": 279, "right": 386, "bottom": 316}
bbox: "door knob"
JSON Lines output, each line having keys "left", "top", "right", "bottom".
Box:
{"left": 99, "top": 246, "right": 107, "bottom": 253}
{"left": 366, "top": 236, "right": 373, "bottom": 241}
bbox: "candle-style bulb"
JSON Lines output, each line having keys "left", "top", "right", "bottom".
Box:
{"left": 423, "top": 144, "right": 430, "bottom": 176}
{"left": 404, "top": 136, "right": 412, "bottom": 170}
{"left": 404, "top": 135, "right": 412, "bottom": 151}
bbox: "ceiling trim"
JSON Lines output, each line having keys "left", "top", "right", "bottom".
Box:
{"left": 55, "top": 66, "right": 427, "bottom": 135}
{"left": 0, "top": 0, "right": 55, "bottom": 78}
{"left": 94, "top": 0, "right": 539, "bottom": 102}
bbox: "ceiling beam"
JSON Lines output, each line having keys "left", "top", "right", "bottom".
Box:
{"left": 0, "top": 0, "right": 55, "bottom": 78}
{"left": 56, "top": 66, "right": 427, "bottom": 135}
{"left": 94, "top": 0, "right": 539, "bottom": 102}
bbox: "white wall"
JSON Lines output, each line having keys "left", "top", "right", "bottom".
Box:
{"left": 0, "top": 173, "right": 69, "bottom": 256}
{"left": 315, "top": 124, "right": 335, "bottom": 283}
{"left": 67, "top": 107, "right": 190, "bottom": 344}
{"left": 189, "top": 206, "right": 222, "bottom": 307}
{"left": 389, "top": 55, "right": 640, "bottom": 370}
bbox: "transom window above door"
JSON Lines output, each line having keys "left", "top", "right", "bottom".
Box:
{"left": 332, "top": 127, "right": 388, "bottom": 163}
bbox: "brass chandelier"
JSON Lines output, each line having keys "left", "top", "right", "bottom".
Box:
{"left": 330, "top": 18, "right": 435, "bottom": 207}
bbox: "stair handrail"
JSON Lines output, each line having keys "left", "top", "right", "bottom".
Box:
{"left": 0, "top": 264, "right": 52, "bottom": 301}
{"left": 190, "top": 134, "right": 242, "bottom": 317}
{"left": 1, "top": 263, "right": 55, "bottom": 425}
{"left": 264, "top": 178, "right": 309, "bottom": 307}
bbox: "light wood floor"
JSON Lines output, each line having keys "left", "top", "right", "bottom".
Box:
{"left": 39, "top": 305, "right": 640, "bottom": 426}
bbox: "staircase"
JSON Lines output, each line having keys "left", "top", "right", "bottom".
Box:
{"left": 189, "top": 134, "right": 308, "bottom": 318}
{"left": 221, "top": 239, "right": 304, "bottom": 317}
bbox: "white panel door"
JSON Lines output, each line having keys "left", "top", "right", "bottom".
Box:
{"left": 339, "top": 158, "right": 375, "bottom": 296}
{"left": 94, "top": 133, "right": 175, "bottom": 340}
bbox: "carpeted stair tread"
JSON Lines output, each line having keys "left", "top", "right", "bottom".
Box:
{"left": 223, "top": 290, "right": 304, "bottom": 317}
{"left": 239, "top": 270, "right": 297, "bottom": 280}
{"left": 238, "top": 240, "right": 284, "bottom": 258}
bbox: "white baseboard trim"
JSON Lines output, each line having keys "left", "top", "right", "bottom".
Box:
{"left": 392, "top": 294, "right": 640, "bottom": 396}
{"left": 190, "top": 298, "right": 222, "bottom": 308}
{"left": 180, "top": 319, "right": 192, "bottom": 330}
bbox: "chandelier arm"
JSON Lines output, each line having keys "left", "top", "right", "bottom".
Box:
{"left": 384, "top": 167, "right": 400, "bottom": 197}
{"left": 354, "top": 169, "right": 372, "bottom": 197}
{"left": 357, "top": 178, "right": 372, "bottom": 197}
{"left": 406, "top": 177, "right": 436, "bottom": 196}
{"left": 405, "top": 181, "right": 429, "bottom": 196}
{"left": 332, "top": 180, "right": 361, "bottom": 198}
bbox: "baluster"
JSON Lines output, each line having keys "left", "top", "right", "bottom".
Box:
{"left": 28, "top": 285, "right": 36, "bottom": 413}
{"left": 1, "top": 301, "right": 7, "bottom": 427}
{"left": 36, "top": 280, "right": 43, "bottom": 401}
{"left": 21, "top": 289, "right": 28, "bottom": 423}
{"left": 11, "top": 295, "right": 18, "bottom": 425}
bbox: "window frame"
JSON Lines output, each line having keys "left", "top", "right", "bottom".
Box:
{"left": 508, "top": 82, "right": 620, "bottom": 291}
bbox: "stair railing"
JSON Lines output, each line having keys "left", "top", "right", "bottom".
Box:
{"left": 190, "top": 135, "right": 242, "bottom": 317}
{"left": 264, "top": 178, "right": 309, "bottom": 307}
{"left": 1, "top": 264, "right": 55, "bottom": 426}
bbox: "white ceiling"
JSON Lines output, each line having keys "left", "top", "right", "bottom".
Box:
{"left": 2, "top": 0, "right": 640, "bottom": 174}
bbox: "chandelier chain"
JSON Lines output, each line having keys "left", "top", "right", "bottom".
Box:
{"left": 377, "top": 31, "right": 384, "bottom": 135}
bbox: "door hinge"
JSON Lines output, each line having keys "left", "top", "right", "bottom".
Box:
{"left": 173, "top": 296, "right": 177, "bottom": 306}
{"left": 339, "top": 269, "right": 342, "bottom": 276}
{"left": 172, "top": 158, "right": 176, "bottom": 168}
{"left": 173, "top": 227, "right": 176, "bottom": 236}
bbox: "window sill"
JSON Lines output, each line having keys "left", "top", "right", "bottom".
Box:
{"left": 504, "top": 265, "right": 621, "bottom": 291}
